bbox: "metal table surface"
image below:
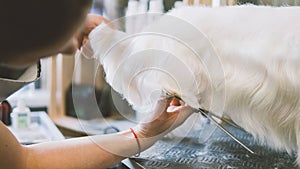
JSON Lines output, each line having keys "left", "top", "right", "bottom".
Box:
{"left": 129, "top": 125, "right": 298, "bottom": 169}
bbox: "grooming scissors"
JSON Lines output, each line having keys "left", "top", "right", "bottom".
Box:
{"left": 164, "top": 90, "right": 255, "bottom": 154}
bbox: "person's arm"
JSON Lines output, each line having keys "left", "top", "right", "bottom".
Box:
{"left": 0, "top": 122, "right": 28, "bottom": 169}
{"left": 24, "top": 130, "right": 144, "bottom": 169}
{"left": 0, "top": 97, "right": 193, "bottom": 169}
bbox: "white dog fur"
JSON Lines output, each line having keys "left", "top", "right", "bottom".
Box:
{"left": 89, "top": 6, "right": 300, "bottom": 164}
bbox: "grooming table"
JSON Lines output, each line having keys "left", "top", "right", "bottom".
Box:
{"left": 126, "top": 125, "right": 298, "bottom": 169}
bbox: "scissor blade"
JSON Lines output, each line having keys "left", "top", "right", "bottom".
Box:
{"left": 207, "top": 111, "right": 244, "bottom": 130}
{"left": 200, "top": 109, "right": 255, "bottom": 154}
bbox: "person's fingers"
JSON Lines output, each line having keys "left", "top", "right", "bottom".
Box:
{"left": 77, "top": 14, "right": 115, "bottom": 59}
{"left": 84, "top": 14, "right": 106, "bottom": 34}
{"left": 81, "top": 41, "right": 94, "bottom": 59}
{"left": 167, "top": 105, "right": 194, "bottom": 116}
{"left": 76, "top": 14, "right": 110, "bottom": 48}
{"left": 82, "top": 37, "right": 89, "bottom": 46}
{"left": 170, "top": 97, "right": 180, "bottom": 106}
{"left": 157, "top": 94, "right": 172, "bottom": 106}
{"left": 165, "top": 97, "right": 173, "bottom": 109}
{"left": 149, "top": 96, "right": 173, "bottom": 119}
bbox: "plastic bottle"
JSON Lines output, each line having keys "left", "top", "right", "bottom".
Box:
{"left": 148, "top": 0, "right": 163, "bottom": 13}
{"left": 12, "top": 99, "right": 31, "bottom": 129}
{"left": 212, "top": 0, "right": 221, "bottom": 7}
{"left": 147, "top": 0, "right": 164, "bottom": 25}
{"left": 138, "top": 0, "right": 148, "bottom": 13}
{"left": 126, "top": 0, "right": 139, "bottom": 34}
{"left": 126, "top": 0, "right": 139, "bottom": 16}
{"left": 135, "top": 0, "right": 149, "bottom": 32}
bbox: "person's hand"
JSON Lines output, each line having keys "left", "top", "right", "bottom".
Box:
{"left": 60, "top": 14, "right": 110, "bottom": 54}
{"left": 134, "top": 96, "right": 195, "bottom": 139}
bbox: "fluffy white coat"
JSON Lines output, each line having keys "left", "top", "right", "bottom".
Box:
{"left": 89, "top": 6, "right": 300, "bottom": 164}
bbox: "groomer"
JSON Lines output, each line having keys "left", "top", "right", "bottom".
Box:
{"left": 0, "top": 1, "right": 194, "bottom": 168}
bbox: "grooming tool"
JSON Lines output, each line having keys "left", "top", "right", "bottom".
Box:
{"left": 198, "top": 109, "right": 254, "bottom": 154}
{"left": 164, "top": 90, "right": 255, "bottom": 154}
{"left": 198, "top": 108, "right": 244, "bottom": 131}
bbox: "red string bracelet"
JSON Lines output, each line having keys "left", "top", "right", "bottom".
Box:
{"left": 130, "top": 128, "right": 141, "bottom": 157}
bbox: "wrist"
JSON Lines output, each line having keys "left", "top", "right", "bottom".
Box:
{"left": 119, "top": 127, "right": 162, "bottom": 156}
{"left": 132, "top": 126, "right": 163, "bottom": 148}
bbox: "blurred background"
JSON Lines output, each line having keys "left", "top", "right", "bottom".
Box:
{"left": 6, "top": 0, "right": 300, "bottom": 137}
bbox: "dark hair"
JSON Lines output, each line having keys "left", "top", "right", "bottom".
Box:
{"left": 0, "top": 0, "right": 92, "bottom": 63}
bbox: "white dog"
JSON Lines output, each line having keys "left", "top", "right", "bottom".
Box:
{"left": 89, "top": 5, "right": 300, "bottom": 164}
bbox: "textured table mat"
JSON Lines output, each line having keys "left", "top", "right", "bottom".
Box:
{"left": 132, "top": 125, "right": 298, "bottom": 169}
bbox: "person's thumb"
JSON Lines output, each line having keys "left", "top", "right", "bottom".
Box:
{"left": 167, "top": 105, "right": 194, "bottom": 115}
{"left": 166, "top": 105, "right": 181, "bottom": 113}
